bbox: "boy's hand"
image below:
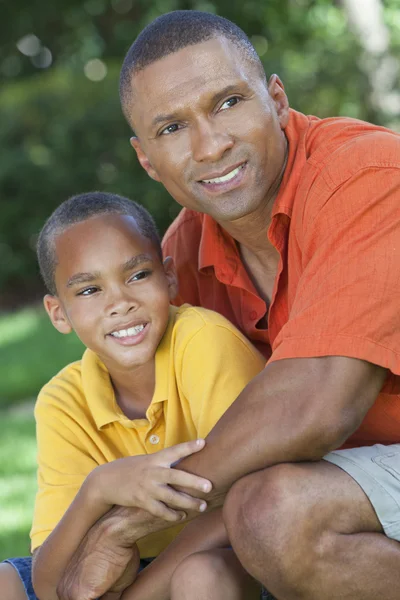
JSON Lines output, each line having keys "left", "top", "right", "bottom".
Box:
{"left": 91, "top": 439, "right": 212, "bottom": 521}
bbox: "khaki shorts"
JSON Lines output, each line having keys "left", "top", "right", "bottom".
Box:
{"left": 324, "top": 444, "right": 400, "bottom": 541}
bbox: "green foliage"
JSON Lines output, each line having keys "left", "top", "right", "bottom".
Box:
{"left": 0, "top": 305, "right": 84, "bottom": 407}
{"left": 1, "top": 0, "right": 399, "bottom": 306}
{"left": 0, "top": 64, "right": 180, "bottom": 303}
{"left": 0, "top": 410, "right": 36, "bottom": 559}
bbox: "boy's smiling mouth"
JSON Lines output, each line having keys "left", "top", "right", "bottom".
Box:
{"left": 110, "top": 323, "right": 146, "bottom": 338}
{"left": 107, "top": 322, "right": 150, "bottom": 346}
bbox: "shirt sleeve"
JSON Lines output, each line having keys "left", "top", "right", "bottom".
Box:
{"left": 30, "top": 385, "right": 99, "bottom": 551}
{"left": 270, "top": 164, "right": 400, "bottom": 392}
{"left": 162, "top": 211, "right": 203, "bottom": 307}
{"left": 178, "top": 313, "right": 265, "bottom": 437}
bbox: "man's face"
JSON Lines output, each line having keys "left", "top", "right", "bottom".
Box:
{"left": 128, "top": 36, "right": 289, "bottom": 223}
{"left": 45, "top": 214, "right": 176, "bottom": 375}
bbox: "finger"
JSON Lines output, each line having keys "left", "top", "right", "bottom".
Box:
{"left": 158, "top": 486, "right": 208, "bottom": 513}
{"left": 158, "top": 439, "right": 206, "bottom": 466}
{"left": 145, "top": 498, "right": 187, "bottom": 522}
{"left": 165, "top": 468, "right": 212, "bottom": 494}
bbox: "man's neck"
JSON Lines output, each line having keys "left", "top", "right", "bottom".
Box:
{"left": 217, "top": 201, "right": 280, "bottom": 306}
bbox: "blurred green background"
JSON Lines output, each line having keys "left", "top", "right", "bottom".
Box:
{"left": 1, "top": 0, "right": 399, "bottom": 560}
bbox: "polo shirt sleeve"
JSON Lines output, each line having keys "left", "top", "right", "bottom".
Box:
{"left": 30, "top": 376, "right": 99, "bottom": 552}
{"left": 270, "top": 161, "right": 400, "bottom": 392}
{"left": 177, "top": 310, "right": 265, "bottom": 437}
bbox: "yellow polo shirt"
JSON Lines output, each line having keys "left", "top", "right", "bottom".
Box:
{"left": 31, "top": 305, "right": 264, "bottom": 557}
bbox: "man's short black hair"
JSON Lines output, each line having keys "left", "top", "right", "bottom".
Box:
{"left": 120, "top": 10, "right": 265, "bottom": 126}
{"left": 37, "top": 191, "right": 161, "bottom": 296}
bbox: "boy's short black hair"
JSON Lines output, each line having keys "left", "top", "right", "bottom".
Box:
{"left": 119, "top": 10, "right": 265, "bottom": 126}
{"left": 37, "top": 191, "right": 161, "bottom": 295}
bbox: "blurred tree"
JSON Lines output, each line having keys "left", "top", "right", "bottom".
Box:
{"left": 0, "top": 0, "right": 399, "bottom": 307}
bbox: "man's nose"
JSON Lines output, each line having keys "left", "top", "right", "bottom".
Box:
{"left": 191, "top": 119, "right": 234, "bottom": 163}
{"left": 106, "top": 285, "right": 137, "bottom": 317}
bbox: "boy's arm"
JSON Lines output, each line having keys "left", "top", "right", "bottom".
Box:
{"left": 121, "top": 508, "right": 228, "bottom": 600}
{"left": 32, "top": 476, "right": 115, "bottom": 600}
{"left": 33, "top": 440, "right": 212, "bottom": 600}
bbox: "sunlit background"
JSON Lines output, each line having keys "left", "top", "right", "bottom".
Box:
{"left": 1, "top": 0, "right": 399, "bottom": 559}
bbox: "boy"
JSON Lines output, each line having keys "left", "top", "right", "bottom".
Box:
{"left": 1, "top": 191, "right": 264, "bottom": 600}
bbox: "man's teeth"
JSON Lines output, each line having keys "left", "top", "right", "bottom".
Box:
{"left": 202, "top": 164, "right": 244, "bottom": 184}
{"left": 111, "top": 324, "right": 145, "bottom": 338}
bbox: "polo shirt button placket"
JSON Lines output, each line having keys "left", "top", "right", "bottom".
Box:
{"left": 250, "top": 310, "right": 258, "bottom": 321}
{"left": 149, "top": 434, "right": 160, "bottom": 445}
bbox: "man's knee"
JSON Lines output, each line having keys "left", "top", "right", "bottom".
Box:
{"left": 224, "top": 463, "right": 303, "bottom": 539}
{"left": 223, "top": 463, "right": 323, "bottom": 591}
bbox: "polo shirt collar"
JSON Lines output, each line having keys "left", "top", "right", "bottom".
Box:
{"left": 198, "top": 109, "right": 311, "bottom": 272}
{"left": 82, "top": 306, "right": 178, "bottom": 430}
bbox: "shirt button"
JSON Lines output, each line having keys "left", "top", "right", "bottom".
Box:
{"left": 250, "top": 311, "right": 258, "bottom": 320}
{"left": 149, "top": 434, "right": 160, "bottom": 445}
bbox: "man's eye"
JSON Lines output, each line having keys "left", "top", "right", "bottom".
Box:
{"left": 77, "top": 286, "right": 98, "bottom": 296}
{"left": 220, "top": 96, "right": 240, "bottom": 111}
{"left": 160, "top": 123, "right": 180, "bottom": 136}
{"left": 130, "top": 270, "right": 151, "bottom": 281}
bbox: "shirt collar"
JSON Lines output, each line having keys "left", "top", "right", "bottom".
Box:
{"left": 198, "top": 109, "right": 311, "bottom": 272}
{"left": 82, "top": 306, "right": 178, "bottom": 430}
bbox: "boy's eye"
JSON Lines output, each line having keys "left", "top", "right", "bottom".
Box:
{"left": 220, "top": 96, "right": 240, "bottom": 111}
{"left": 77, "top": 286, "right": 99, "bottom": 296}
{"left": 130, "top": 270, "right": 151, "bottom": 282}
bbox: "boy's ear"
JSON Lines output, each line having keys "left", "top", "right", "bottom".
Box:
{"left": 130, "top": 136, "right": 161, "bottom": 183}
{"left": 163, "top": 256, "right": 178, "bottom": 301}
{"left": 43, "top": 294, "right": 72, "bottom": 335}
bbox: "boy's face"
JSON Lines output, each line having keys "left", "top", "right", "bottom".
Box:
{"left": 44, "top": 214, "right": 177, "bottom": 374}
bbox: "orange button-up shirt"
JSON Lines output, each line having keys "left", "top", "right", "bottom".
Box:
{"left": 163, "top": 109, "right": 400, "bottom": 447}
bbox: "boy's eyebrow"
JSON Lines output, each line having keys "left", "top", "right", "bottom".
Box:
{"left": 65, "top": 254, "right": 153, "bottom": 288}
{"left": 122, "top": 253, "right": 153, "bottom": 272}
{"left": 66, "top": 272, "right": 100, "bottom": 288}
{"left": 150, "top": 84, "right": 243, "bottom": 129}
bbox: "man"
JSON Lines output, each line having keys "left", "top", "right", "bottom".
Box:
{"left": 55, "top": 10, "right": 400, "bottom": 600}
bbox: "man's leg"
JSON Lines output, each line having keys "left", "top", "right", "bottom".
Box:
{"left": 170, "top": 548, "right": 261, "bottom": 600}
{"left": 224, "top": 460, "right": 400, "bottom": 600}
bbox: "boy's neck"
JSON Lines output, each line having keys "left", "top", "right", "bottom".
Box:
{"left": 109, "top": 360, "right": 156, "bottom": 420}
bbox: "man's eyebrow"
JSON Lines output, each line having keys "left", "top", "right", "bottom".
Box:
{"left": 150, "top": 84, "right": 244, "bottom": 129}
{"left": 65, "top": 255, "right": 153, "bottom": 288}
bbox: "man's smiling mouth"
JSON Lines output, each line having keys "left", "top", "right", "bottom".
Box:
{"left": 201, "top": 164, "right": 245, "bottom": 184}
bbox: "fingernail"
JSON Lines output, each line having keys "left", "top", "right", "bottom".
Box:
{"left": 196, "top": 439, "right": 204, "bottom": 446}
{"left": 203, "top": 482, "right": 211, "bottom": 492}
{"left": 199, "top": 502, "right": 207, "bottom": 512}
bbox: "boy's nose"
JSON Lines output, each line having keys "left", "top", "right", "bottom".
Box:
{"left": 106, "top": 287, "right": 138, "bottom": 317}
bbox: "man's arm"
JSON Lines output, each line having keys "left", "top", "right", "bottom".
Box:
{"left": 176, "top": 356, "right": 387, "bottom": 498}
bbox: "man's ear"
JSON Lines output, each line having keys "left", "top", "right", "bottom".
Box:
{"left": 163, "top": 256, "right": 178, "bottom": 301}
{"left": 43, "top": 294, "right": 72, "bottom": 334}
{"left": 267, "top": 74, "right": 290, "bottom": 129}
{"left": 130, "top": 137, "right": 161, "bottom": 182}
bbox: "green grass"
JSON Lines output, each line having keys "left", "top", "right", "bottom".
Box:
{"left": 0, "top": 409, "right": 36, "bottom": 560}
{"left": 0, "top": 305, "right": 84, "bottom": 407}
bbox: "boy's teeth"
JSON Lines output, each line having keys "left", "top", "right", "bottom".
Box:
{"left": 111, "top": 324, "right": 145, "bottom": 338}
{"left": 202, "top": 164, "right": 243, "bottom": 184}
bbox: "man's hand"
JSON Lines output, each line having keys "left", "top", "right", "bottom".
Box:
{"left": 57, "top": 504, "right": 186, "bottom": 600}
